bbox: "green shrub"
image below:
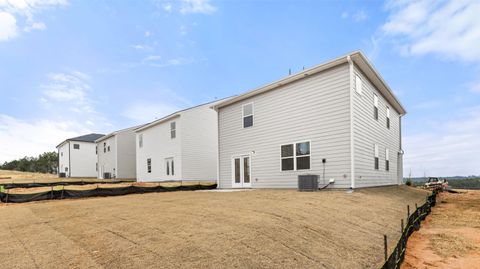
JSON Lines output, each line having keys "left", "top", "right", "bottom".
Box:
{"left": 405, "top": 180, "right": 412, "bottom": 186}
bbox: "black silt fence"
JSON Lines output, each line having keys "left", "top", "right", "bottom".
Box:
{"left": 0, "top": 183, "right": 217, "bottom": 203}
{"left": 381, "top": 190, "right": 438, "bottom": 269}
{"left": 1, "top": 180, "right": 134, "bottom": 189}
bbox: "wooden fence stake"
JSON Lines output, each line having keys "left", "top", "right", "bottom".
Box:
{"left": 384, "top": 235, "right": 388, "bottom": 261}
{"left": 407, "top": 205, "right": 410, "bottom": 219}
{"left": 401, "top": 219, "right": 404, "bottom": 233}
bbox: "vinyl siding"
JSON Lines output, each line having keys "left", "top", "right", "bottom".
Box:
{"left": 68, "top": 141, "right": 97, "bottom": 177}
{"left": 352, "top": 65, "right": 401, "bottom": 187}
{"left": 218, "top": 64, "right": 352, "bottom": 188}
{"left": 97, "top": 136, "right": 117, "bottom": 178}
{"left": 181, "top": 105, "right": 218, "bottom": 182}
{"left": 136, "top": 117, "right": 182, "bottom": 182}
{"left": 116, "top": 130, "right": 137, "bottom": 179}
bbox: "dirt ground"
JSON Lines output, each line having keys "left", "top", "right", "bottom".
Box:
{"left": 0, "top": 186, "right": 428, "bottom": 269}
{"left": 402, "top": 190, "right": 480, "bottom": 269}
{"left": 0, "top": 170, "right": 134, "bottom": 184}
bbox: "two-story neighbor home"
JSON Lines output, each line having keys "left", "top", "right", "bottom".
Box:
{"left": 135, "top": 100, "right": 226, "bottom": 182}
{"left": 95, "top": 126, "right": 139, "bottom": 180}
{"left": 213, "top": 51, "right": 406, "bottom": 189}
{"left": 57, "top": 133, "right": 104, "bottom": 178}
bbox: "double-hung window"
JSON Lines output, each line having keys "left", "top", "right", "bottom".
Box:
{"left": 147, "top": 158, "right": 152, "bottom": 173}
{"left": 103, "top": 142, "right": 106, "bottom": 153}
{"left": 281, "top": 141, "right": 311, "bottom": 171}
{"left": 385, "top": 148, "right": 390, "bottom": 171}
{"left": 170, "top": 122, "right": 176, "bottom": 139}
{"left": 355, "top": 75, "right": 363, "bottom": 95}
{"left": 73, "top": 144, "right": 80, "bottom": 150}
{"left": 243, "top": 103, "right": 254, "bottom": 128}
{"left": 374, "top": 144, "right": 379, "bottom": 170}
{"left": 374, "top": 94, "right": 379, "bottom": 120}
{"left": 386, "top": 106, "right": 390, "bottom": 129}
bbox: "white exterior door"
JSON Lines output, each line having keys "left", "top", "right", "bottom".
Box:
{"left": 232, "top": 155, "right": 251, "bottom": 188}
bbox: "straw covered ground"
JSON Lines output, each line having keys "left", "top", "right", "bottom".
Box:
{"left": 0, "top": 170, "right": 134, "bottom": 184}
{"left": 0, "top": 185, "right": 429, "bottom": 269}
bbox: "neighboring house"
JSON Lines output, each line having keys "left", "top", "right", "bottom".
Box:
{"left": 135, "top": 100, "right": 226, "bottom": 182}
{"left": 95, "top": 126, "right": 139, "bottom": 180}
{"left": 213, "top": 51, "right": 406, "bottom": 189}
{"left": 57, "top": 133, "right": 105, "bottom": 178}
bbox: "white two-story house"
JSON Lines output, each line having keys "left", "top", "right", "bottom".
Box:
{"left": 57, "top": 133, "right": 104, "bottom": 178}
{"left": 135, "top": 100, "right": 226, "bottom": 182}
{"left": 95, "top": 126, "right": 139, "bottom": 180}
{"left": 213, "top": 51, "right": 406, "bottom": 189}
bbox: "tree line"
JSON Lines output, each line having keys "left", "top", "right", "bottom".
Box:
{"left": 0, "top": 152, "right": 58, "bottom": 174}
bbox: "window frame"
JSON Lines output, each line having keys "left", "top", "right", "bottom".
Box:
{"left": 165, "top": 157, "right": 174, "bottom": 176}
{"left": 147, "top": 158, "right": 152, "bottom": 173}
{"left": 373, "top": 94, "right": 379, "bottom": 121}
{"left": 280, "top": 140, "right": 312, "bottom": 171}
{"left": 386, "top": 106, "right": 390, "bottom": 129}
{"left": 374, "top": 144, "right": 379, "bottom": 170}
{"left": 170, "top": 122, "right": 176, "bottom": 139}
{"left": 242, "top": 102, "right": 254, "bottom": 128}
{"left": 385, "top": 148, "right": 390, "bottom": 171}
{"left": 73, "top": 144, "right": 80, "bottom": 150}
{"left": 355, "top": 74, "right": 363, "bottom": 95}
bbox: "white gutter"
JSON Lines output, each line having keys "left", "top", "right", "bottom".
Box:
{"left": 347, "top": 55, "right": 355, "bottom": 189}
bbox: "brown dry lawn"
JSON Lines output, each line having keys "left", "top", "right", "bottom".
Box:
{"left": 0, "top": 170, "right": 134, "bottom": 184}
{"left": 0, "top": 186, "right": 429, "bottom": 269}
{"left": 402, "top": 190, "right": 480, "bottom": 269}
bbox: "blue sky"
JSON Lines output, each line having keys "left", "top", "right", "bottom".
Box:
{"left": 0, "top": 0, "right": 479, "bottom": 177}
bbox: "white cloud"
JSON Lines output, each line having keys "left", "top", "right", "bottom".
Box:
{"left": 467, "top": 78, "right": 480, "bottom": 93}
{"left": 0, "top": 0, "right": 67, "bottom": 41}
{"left": 141, "top": 55, "right": 194, "bottom": 68}
{"left": 404, "top": 106, "right": 480, "bottom": 177}
{"left": 163, "top": 2, "right": 172, "bottom": 12}
{"left": 144, "top": 30, "right": 151, "bottom": 37}
{"left": 353, "top": 10, "right": 367, "bottom": 22}
{"left": 341, "top": 11, "right": 348, "bottom": 19}
{"left": 413, "top": 100, "right": 443, "bottom": 110}
{"left": 382, "top": 0, "right": 480, "bottom": 62}
{"left": 132, "top": 44, "right": 153, "bottom": 50}
{"left": 180, "top": 0, "right": 216, "bottom": 14}
{"left": 0, "top": 11, "right": 17, "bottom": 40}
{"left": 0, "top": 115, "right": 88, "bottom": 163}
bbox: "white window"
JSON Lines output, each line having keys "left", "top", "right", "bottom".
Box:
{"left": 374, "top": 144, "right": 379, "bottom": 170}
{"left": 147, "top": 158, "right": 152, "bottom": 173}
{"left": 165, "top": 158, "right": 174, "bottom": 176}
{"left": 373, "top": 94, "right": 379, "bottom": 120}
{"left": 95, "top": 146, "right": 97, "bottom": 155}
{"left": 281, "top": 141, "right": 311, "bottom": 171}
{"left": 73, "top": 144, "right": 80, "bottom": 150}
{"left": 355, "top": 75, "right": 363, "bottom": 94}
{"left": 139, "top": 134, "right": 143, "bottom": 148}
{"left": 103, "top": 142, "right": 106, "bottom": 153}
{"left": 170, "top": 122, "right": 176, "bottom": 139}
{"left": 385, "top": 148, "right": 390, "bottom": 171}
{"left": 386, "top": 106, "right": 390, "bottom": 129}
{"left": 243, "top": 103, "right": 254, "bottom": 128}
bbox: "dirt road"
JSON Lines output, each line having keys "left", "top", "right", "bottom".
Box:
{"left": 402, "top": 190, "right": 480, "bottom": 269}
{"left": 0, "top": 186, "right": 428, "bottom": 269}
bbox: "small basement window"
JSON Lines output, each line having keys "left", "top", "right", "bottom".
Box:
{"left": 355, "top": 75, "right": 363, "bottom": 95}
{"left": 170, "top": 122, "right": 176, "bottom": 139}
{"left": 147, "top": 158, "right": 152, "bottom": 173}
{"left": 243, "top": 103, "right": 254, "bottom": 128}
{"left": 373, "top": 94, "right": 379, "bottom": 120}
{"left": 374, "top": 144, "right": 379, "bottom": 170}
{"left": 73, "top": 144, "right": 80, "bottom": 150}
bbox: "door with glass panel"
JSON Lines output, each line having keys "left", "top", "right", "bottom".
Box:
{"left": 232, "top": 155, "right": 251, "bottom": 188}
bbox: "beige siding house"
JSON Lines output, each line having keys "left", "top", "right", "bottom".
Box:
{"left": 213, "top": 51, "right": 406, "bottom": 189}
{"left": 56, "top": 133, "right": 104, "bottom": 178}
{"left": 95, "top": 126, "right": 138, "bottom": 180}
{"left": 135, "top": 100, "right": 225, "bottom": 182}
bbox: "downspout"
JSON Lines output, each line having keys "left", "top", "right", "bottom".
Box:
{"left": 347, "top": 55, "right": 355, "bottom": 189}
{"left": 215, "top": 107, "right": 221, "bottom": 189}
{"left": 68, "top": 141, "right": 71, "bottom": 178}
{"left": 399, "top": 116, "right": 404, "bottom": 185}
